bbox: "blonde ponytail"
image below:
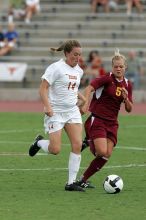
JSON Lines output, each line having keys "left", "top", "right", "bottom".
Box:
{"left": 114, "top": 48, "right": 120, "bottom": 56}
{"left": 112, "top": 48, "right": 127, "bottom": 67}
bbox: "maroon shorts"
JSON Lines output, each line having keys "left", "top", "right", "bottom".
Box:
{"left": 84, "top": 115, "right": 119, "bottom": 155}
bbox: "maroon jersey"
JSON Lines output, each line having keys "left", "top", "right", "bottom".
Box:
{"left": 89, "top": 72, "right": 133, "bottom": 121}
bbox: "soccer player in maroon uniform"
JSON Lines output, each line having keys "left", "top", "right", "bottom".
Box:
{"left": 76, "top": 49, "right": 133, "bottom": 189}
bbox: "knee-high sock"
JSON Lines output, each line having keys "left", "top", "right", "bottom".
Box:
{"left": 82, "top": 156, "right": 108, "bottom": 182}
{"left": 68, "top": 152, "right": 81, "bottom": 185}
{"left": 37, "top": 140, "right": 50, "bottom": 153}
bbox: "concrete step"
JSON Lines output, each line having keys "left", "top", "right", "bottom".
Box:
{"left": 31, "top": 12, "right": 146, "bottom": 22}
{"left": 2, "top": 45, "right": 146, "bottom": 60}
{"left": 16, "top": 38, "right": 146, "bottom": 49}
{"left": 17, "top": 28, "right": 146, "bottom": 40}
{"left": 1, "top": 54, "right": 146, "bottom": 69}
{"left": 1, "top": 0, "right": 146, "bottom": 88}
{"left": 2, "top": 19, "right": 146, "bottom": 30}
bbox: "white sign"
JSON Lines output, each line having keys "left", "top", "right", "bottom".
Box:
{"left": 0, "top": 63, "right": 28, "bottom": 81}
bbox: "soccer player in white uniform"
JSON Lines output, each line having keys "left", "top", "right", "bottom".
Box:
{"left": 29, "top": 40, "right": 86, "bottom": 192}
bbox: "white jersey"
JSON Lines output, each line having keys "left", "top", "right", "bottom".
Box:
{"left": 41, "top": 59, "right": 83, "bottom": 112}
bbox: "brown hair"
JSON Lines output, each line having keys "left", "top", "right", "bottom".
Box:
{"left": 112, "top": 48, "right": 127, "bottom": 67}
{"left": 50, "top": 40, "right": 81, "bottom": 54}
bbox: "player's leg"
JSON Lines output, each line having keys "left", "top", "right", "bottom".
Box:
{"left": 81, "top": 136, "right": 89, "bottom": 152}
{"left": 64, "top": 123, "right": 85, "bottom": 191}
{"left": 65, "top": 123, "right": 82, "bottom": 154}
{"left": 77, "top": 118, "right": 117, "bottom": 188}
{"left": 41, "top": 130, "right": 63, "bottom": 154}
{"left": 81, "top": 115, "right": 92, "bottom": 152}
{"left": 78, "top": 138, "right": 108, "bottom": 185}
{"left": 29, "top": 129, "right": 62, "bottom": 156}
{"left": 76, "top": 116, "right": 114, "bottom": 187}
{"left": 92, "top": 119, "right": 118, "bottom": 171}
{"left": 76, "top": 138, "right": 114, "bottom": 188}
{"left": 29, "top": 113, "right": 63, "bottom": 156}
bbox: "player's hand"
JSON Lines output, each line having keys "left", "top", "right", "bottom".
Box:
{"left": 121, "top": 87, "right": 128, "bottom": 101}
{"left": 81, "top": 102, "right": 89, "bottom": 114}
{"left": 44, "top": 106, "right": 54, "bottom": 117}
{"left": 79, "top": 107, "right": 85, "bottom": 115}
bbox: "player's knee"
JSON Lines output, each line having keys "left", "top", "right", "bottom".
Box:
{"left": 51, "top": 149, "right": 60, "bottom": 155}
{"left": 71, "top": 141, "right": 82, "bottom": 154}
{"left": 49, "top": 146, "right": 61, "bottom": 155}
{"left": 98, "top": 148, "right": 107, "bottom": 157}
{"left": 106, "top": 151, "right": 112, "bottom": 158}
{"left": 101, "top": 150, "right": 112, "bottom": 158}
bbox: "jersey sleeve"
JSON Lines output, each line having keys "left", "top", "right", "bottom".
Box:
{"left": 41, "top": 63, "right": 59, "bottom": 85}
{"left": 90, "top": 74, "right": 111, "bottom": 90}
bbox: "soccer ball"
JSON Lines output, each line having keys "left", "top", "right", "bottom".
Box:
{"left": 103, "top": 174, "right": 123, "bottom": 194}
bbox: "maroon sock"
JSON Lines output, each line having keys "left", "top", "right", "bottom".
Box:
{"left": 82, "top": 156, "right": 108, "bottom": 182}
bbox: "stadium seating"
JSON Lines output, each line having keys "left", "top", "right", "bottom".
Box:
{"left": 0, "top": 0, "right": 146, "bottom": 88}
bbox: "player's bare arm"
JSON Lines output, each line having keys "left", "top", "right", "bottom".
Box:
{"left": 39, "top": 79, "right": 54, "bottom": 116}
{"left": 77, "top": 91, "right": 86, "bottom": 105}
{"left": 122, "top": 87, "right": 133, "bottom": 113}
{"left": 77, "top": 91, "right": 86, "bottom": 115}
{"left": 124, "top": 98, "right": 133, "bottom": 113}
{"left": 78, "top": 91, "right": 86, "bottom": 102}
{"left": 81, "top": 85, "right": 94, "bottom": 114}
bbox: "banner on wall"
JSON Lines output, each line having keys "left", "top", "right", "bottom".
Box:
{"left": 0, "top": 63, "right": 28, "bottom": 82}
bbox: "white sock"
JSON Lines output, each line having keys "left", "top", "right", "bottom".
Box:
{"left": 68, "top": 152, "right": 81, "bottom": 185}
{"left": 37, "top": 140, "right": 50, "bottom": 153}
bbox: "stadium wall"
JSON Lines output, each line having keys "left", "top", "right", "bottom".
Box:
{"left": 0, "top": 89, "right": 146, "bottom": 103}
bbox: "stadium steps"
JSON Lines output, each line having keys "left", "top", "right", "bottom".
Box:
{"left": 1, "top": 0, "right": 146, "bottom": 88}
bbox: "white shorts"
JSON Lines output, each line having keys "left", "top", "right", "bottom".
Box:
{"left": 44, "top": 108, "right": 82, "bottom": 134}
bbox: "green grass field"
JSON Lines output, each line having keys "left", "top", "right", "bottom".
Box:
{"left": 0, "top": 112, "right": 146, "bottom": 220}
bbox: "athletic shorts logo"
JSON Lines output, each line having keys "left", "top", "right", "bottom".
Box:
{"left": 48, "top": 124, "right": 54, "bottom": 130}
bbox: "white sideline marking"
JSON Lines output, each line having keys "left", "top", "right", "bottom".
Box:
{"left": 0, "top": 129, "right": 42, "bottom": 134}
{"left": 0, "top": 139, "right": 145, "bottom": 150}
{"left": 0, "top": 164, "right": 146, "bottom": 171}
{"left": 116, "top": 146, "right": 146, "bottom": 151}
{"left": 0, "top": 145, "right": 145, "bottom": 157}
{"left": 0, "top": 123, "right": 146, "bottom": 134}
{"left": 0, "top": 141, "right": 30, "bottom": 144}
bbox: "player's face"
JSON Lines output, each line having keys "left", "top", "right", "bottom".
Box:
{"left": 112, "top": 58, "right": 126, "bottom": 80}
{"left": 65, "top": 47, "right": 82, "bottom": 67}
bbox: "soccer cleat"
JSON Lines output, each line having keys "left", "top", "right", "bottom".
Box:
{"left": 29, "top": 135, "right": 44, "bottom": 157}
{"left": 65, "top": 182, "right": 85, "bottom": 192}
{"left": 76, "top": 179, "right": 95, "bottom": 189}
{"left": 81, "top": 137, "right": 89, "bottom": 152}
